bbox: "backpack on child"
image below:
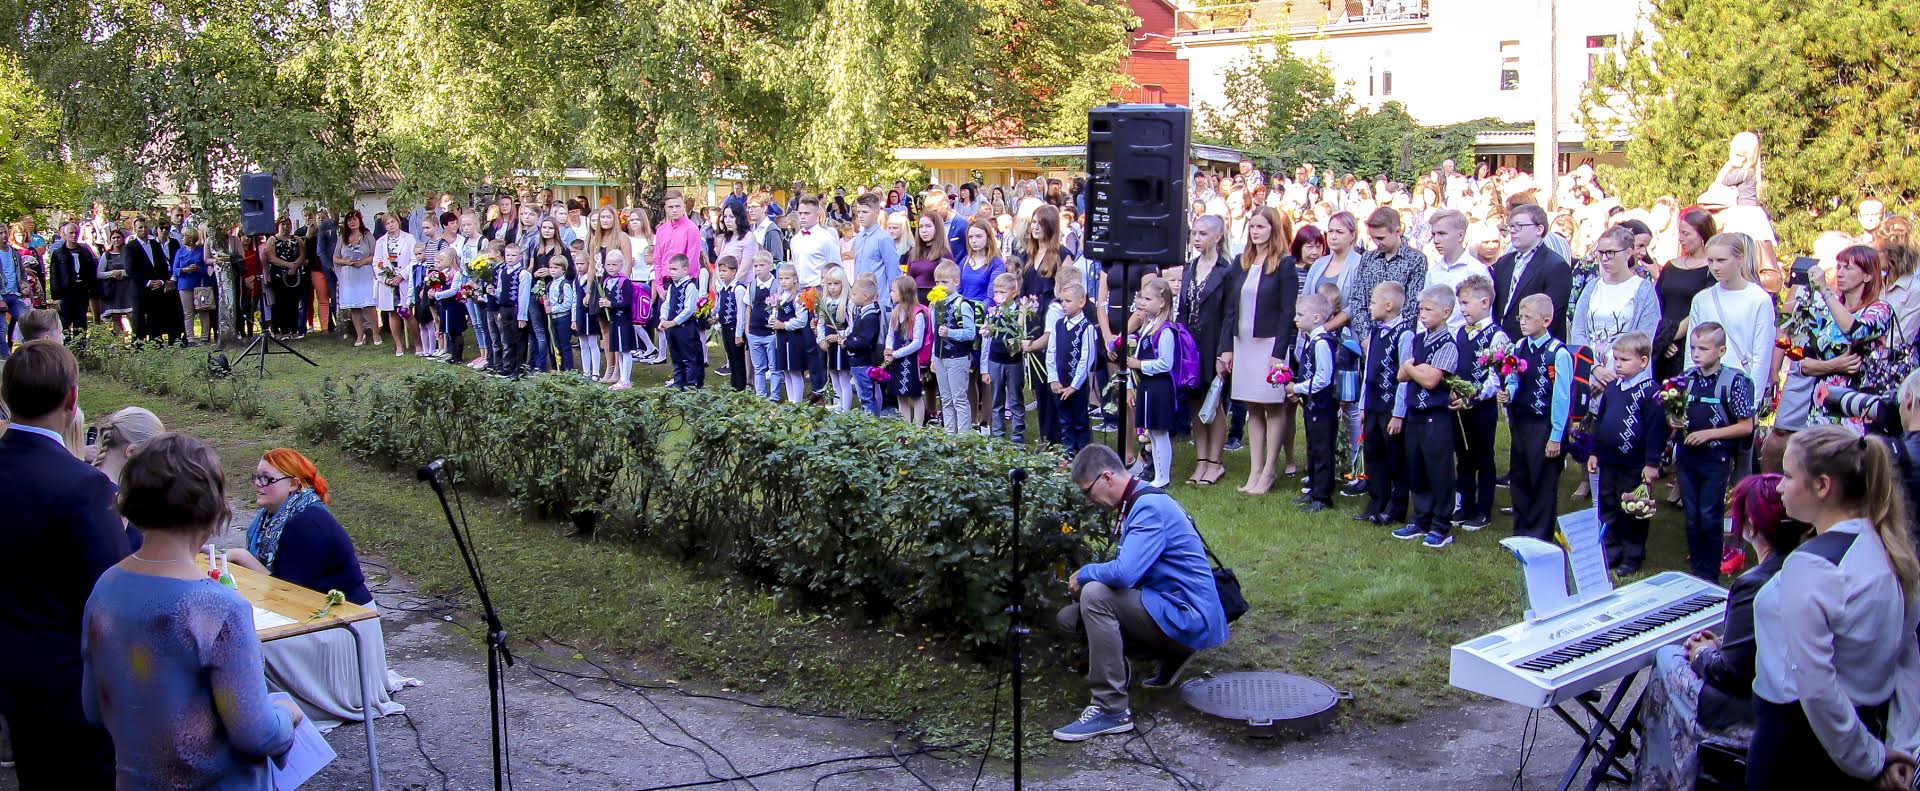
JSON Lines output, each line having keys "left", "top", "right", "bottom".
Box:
{"left": 1165, "top": 322, "right": 1202, "bottom": 392}
{"left": 914, "top": 303, "right": 935, "bottom": 367}
{"left": 1555, "top": 343, "right": 1599, "bottom": 423}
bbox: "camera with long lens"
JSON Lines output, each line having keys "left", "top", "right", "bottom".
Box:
{"left": 1819, "top": 383, "right": 1902, "bottom": 437}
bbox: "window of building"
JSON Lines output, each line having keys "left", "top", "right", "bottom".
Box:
{"left": 1142, "top": 84, "right": 1165, "bottom": 103}
{"left": 1586, "top": 34, "right": 1619, "bottom": 79}
{"left": 1499, "top": 40, "right": 1521, "bottom": 91}
{"left": 1381, "top": 69, "right": 1392, "bottom": 96}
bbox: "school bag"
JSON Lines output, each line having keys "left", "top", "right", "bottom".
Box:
{"left": 1165, "top": 322, "right": 1202, "bottom": 392}
{"left": 1334, "top": 332, "right": 1364, "bottom": 402}
{"left": 630, "top": 279, "right": 654, "bottom": 325}
{"left": 914, "top": 303, "right": 935, "bottom": 367}
{"left": 1553, "top": 343, "right": 1599, "bottom": 424}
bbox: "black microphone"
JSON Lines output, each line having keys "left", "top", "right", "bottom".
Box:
{"left": 1009, "top": 467, "right": 1028, "bottom": 483}
{"left": 417, "top": 458, "right": 446, "bottom": 482}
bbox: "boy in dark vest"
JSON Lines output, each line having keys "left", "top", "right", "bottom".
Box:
{"left": 1288, "top": 293, "right": 1339, "bottom": 512}
{"left": 1674, "top": 321, "right": 1754, "bottom": 581}
{"left": 1500, "top": 294, "right": 1575, "bottom": 541}
{"left": 1451, "top": 274, "right": 1508, "bottom": 531}
{"left": 844, "top": 275, "right": 885, "bottom": 415}
{"left": 493, "top": 244, "right": 531, "bottom": 378}
{"left": 659, "top": 254, "right": 704, "bottom": 389}
{"left": 715, "top": 255, "right": 748, "bottom": 390}
{"left": 1393, "top": 285, "right": 1463, "bottom": 549}
{"left": 1048, "top": 280, "right": 1100, "bottom": 454}
{"left": 1357, "top": 281, "right": 1413, "bottom": 527}
{"left": 1586, "top": 330, "right": 1663, "bottom": 575}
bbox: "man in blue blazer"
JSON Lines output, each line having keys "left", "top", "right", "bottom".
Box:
{"left": 1054, "top": 444, "right": 1230, "bottom": 742}
{"left": 0, "top": 340, "right": 127, "bottom": 789}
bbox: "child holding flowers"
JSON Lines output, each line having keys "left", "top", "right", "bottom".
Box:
{"left": 845, "top": 275, "right": 886, "bottom": 415}
{"left": 883, "top": 275, "right": 929, "bottom": 424}
{"left": 600, "top": 248, "right": 635, "bottom": 390}
{"left": 816, "top": 265, "right": 855, "bottom": 411}
{"left": 771, "top": 263, "right": 813, "bottom": 404}
{"left": 1671, "top": 322, "right": 1756, "bottom": 581}
{"left": 1128, "top": 277, "right": 1185, "bottom": 489}
{"left": 1585, "top": 330, "right": 1664, "bottom": 575}
{"left": 930, "top": 262, "right": 980, "bottom": 434}
{"left": 983, "top": 273, "right": 1042, "bottom": 443}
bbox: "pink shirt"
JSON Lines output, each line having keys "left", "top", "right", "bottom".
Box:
{"left": 652, "top": 217, "right": 703, "bottom": 282}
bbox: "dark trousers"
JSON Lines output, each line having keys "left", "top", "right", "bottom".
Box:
{"left": 1362, "top": 410, "right": 1409, "bottom": 521}
{"left": 721, "top": 323, "right": 748, "bottom": 390}
{"left": 57, "top": 291, "right": 89, "bottom": 337}
{"left": 527, "top": 304, "right": 551, "bottom": 371}
{"left": 1453, "top": 400, "right": 1499, "bottom": 519}
{"left": 1033, "top": 369, "right": 1062, "bottom": 445}
{"left": 484, "top": 307, "right": 505, "bottom": 370}
{"left": 1747, "top": 697, "right": 1887, "bottom": 791}
{"left": 550, "top": 317, "right": 575, "bottom": 372}
{"left": 0, "top": 660, "right": 115, "bottom": 790}
{"left": 435, "top": 302, "right": 466, "bottom": 362}
{"left": 668, "top": 325, "right": 704, "bottom": 388}
{"left": 1058, "top": 386, "right": 1091, "bottom": 452}
{"left": 1508, "top": 415, "right": 1563, "bottom": 541}
{"left": 496, "top": 310, "right": 526, "bottom": 377}
{"left": 1598, "top": 462, "right": 1649, "bottom": 571}
{"left": 1404, "top": 412, "right": 1455, "bottom": 535}
{"left": 1229, "top": 400, "right": 1247, "bottom": 444}
{"left": 1304, "top": 406, "right": 1337, "bottom": 503}
{"left": 1676, "top": 448, "right": 1733, "bottom": 582}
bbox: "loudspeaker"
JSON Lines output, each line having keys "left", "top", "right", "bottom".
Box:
{"left": 239, "top": 173, "right": 276, "bottom": 237}
{"left": 1085, "top": 104, "right": 1189, "bottom": 269}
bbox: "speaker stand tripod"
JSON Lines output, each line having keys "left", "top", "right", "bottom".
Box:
{"left": 232, "top": 331, "right": 318, "bottom": 377}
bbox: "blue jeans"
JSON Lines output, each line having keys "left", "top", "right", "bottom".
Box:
{"left": 527, "top": 305, "right": 551, "bottom": 372}
{"left": 854, "top": 365, "right": 882, "bottom": 415}
{"left": 1, "top": 294, "right": 28, "bottom": 358}
{"left": 1676, "top": 448, "right": 1732, "bottom": 582}
{"left": 466, "top": 300, "right": 490, "bottom": 354}
{"left": 747, "top": 334, "right": 777, "bottom": 398}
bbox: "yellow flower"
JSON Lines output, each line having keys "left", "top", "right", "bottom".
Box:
{"left": 927, "top": 285, "right": 949, "bottom": 304}
{"left": 1060, "top": 523, "right": 1075, "bottom": 535}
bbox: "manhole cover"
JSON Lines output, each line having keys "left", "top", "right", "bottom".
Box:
{"left": 1179, "top": 671, "right": 1350, "bottom": 738}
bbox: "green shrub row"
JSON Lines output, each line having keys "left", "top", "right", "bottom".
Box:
{"left": 77, "top": 336, "right": 1099, "bottom": 649}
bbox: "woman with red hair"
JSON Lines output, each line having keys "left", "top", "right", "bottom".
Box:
{"left": 228, "top": 448, "right": 418, "bottom": 729}
{"left": 1802, "top": 246, "right": 1900, "bottom": 405}
{"left": 1633, "top": 473, "right": 1807, "bottom": 789}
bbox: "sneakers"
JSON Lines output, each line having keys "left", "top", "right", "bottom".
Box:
{"left": 1391, "top": 524, "right": 1426, "bottom": 540}
{"left": 1143, "top": 653, "right": 1197, "bottom": 689}
{"left": 1299, "top": 501, "right": 1331, "bottom": 514}
{"left": 1423, "top": 531, "right": 1454, "bottom": 549}
{"left": 1340, "top": 478, "right": 1368, "bottom": 497}
{"left": 1052, "top": 706, "right": 1135, "bottom": 742}
{"left": 1223, "top": 438, "right": 1245, "bottom": 452}
{"left": 1459, "top": 514, "right": 1491, "bottom": 532}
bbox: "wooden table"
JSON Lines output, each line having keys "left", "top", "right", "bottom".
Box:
{"left": 199, "top": 555, "right": 384, "bottom": 790}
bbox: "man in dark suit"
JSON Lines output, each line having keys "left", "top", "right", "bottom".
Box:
{"left": 45, "top": 222, "right": 97, "bottom": 336}
{"left": 122, "top": 217, "right": 159, "bottom": 340}
{"left": 0, "top": 340, "right": 126, "bottom": 789}
{"left": 1492, "top": 203, "right": 1574, "bottom": 342}
{"left": 142, "top": 221, "right": 182, "bottom": 344}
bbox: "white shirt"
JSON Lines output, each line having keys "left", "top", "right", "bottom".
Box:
{"left": 788, "top": 223, "right": 838, "bottom": 288}
{"left": 1426, "top": 252, "right": 1491, "bottom": 330}
{"left": 1686, "top": 282, "right": 1778, "bottom": 390}
{"left": 1585, "top": 275, "right": 1644, "bottom": 361}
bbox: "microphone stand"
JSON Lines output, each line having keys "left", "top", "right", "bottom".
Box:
{"left": 1006, "top": 467, "right": 1029, "bottom": 790}
{"left": 419, "top": 459, "right": 513, "bottom": 791}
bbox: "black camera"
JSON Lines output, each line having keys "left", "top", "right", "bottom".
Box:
{"left": 1821, "top": 383, "right": 1902, "bottom": 437}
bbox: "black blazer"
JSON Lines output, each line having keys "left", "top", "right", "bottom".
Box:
{"left": 1180, "top": 252, "right": 1237, "bottom": 365}
{"left": 47, "top": 243, "right": 98, "bottom": 299}
{"left": 1220, "top": 254, "right": 1299, "bottom": 360}
{"left": 123, "top": 238, "right": 157, "bottom": 285}
{"left": 1492, "top": 246, "right": 1573, "bottom": 342}
{"left": 0, "top": 427, "right": 129, "bottom": 780}
{"left": 1691, "top": 552, "right": 1783, "bottom": 729}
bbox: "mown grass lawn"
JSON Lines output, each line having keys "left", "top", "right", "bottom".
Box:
{"left": 78, "top": 333, "right": 1692, "bottom": 743}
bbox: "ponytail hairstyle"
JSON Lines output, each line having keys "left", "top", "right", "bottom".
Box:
{"left": 1787, "top": 425, "right": 1918, "bottom": 594}
{"left": 262, "top": 447, "right": 330, "bottom": 504}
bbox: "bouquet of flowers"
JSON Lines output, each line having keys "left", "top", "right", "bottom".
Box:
{"left": 458, "top": 283, "right": 476, "bottom": 303}
{"left": 1478, "top": 339, "right": 1527, "bottom": 377}
{"left": 927, "top": 285, "right": 950, "bottom": 305}
{"left": 866, "top": 365, "right": 892, "bottom": 383}
{"left": 1265, "top": 365, "right": 1293, "bottom": 386}
{"left": 1659, "top": 376, "right": 1689, "bottom": 429}
{"left": 984, "top": 295, "right": 1047, "bottom": 383}
{"left": 1444, "top": 375, "right": 1480, "bottom": 404}
{"left": 694, "top": 293, "right": 714, "bottom": 322}
{"left": 1773, "top": 335, "right": 1807, "bottom": 362}
{"left": 798, "top": 287, "right": 818, "bottom": 313}
{"left": 1621, "top": 485, "right": 1659, "bottom": 519}
{"left": 424, "top": 269, "right": 449, "bottom": 292}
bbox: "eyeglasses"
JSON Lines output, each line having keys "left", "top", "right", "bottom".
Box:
{"left": 252, "top": 473, "right": 291, "bottom": 487}
{"left": 1078, "top": 471, "right": 1109, "bottom": 499}
{"left": 1594, "top": 247, "right": 1627, "bottom": 258}
{"left": 1502, "top": 222, "right": 1541, "bottom": 232}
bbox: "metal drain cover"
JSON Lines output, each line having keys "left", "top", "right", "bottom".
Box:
{"left": 1179, "top": 671, "right": 1351, "bottom": 738}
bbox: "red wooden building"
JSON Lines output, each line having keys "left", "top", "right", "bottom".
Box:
{"left": 1120, "top": 0, "right": 1190, "bottom": 105}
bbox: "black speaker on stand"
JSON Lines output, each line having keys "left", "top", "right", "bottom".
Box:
{"left": 239, "top": 172, "right": 276, "bottom": 237}
{"left": 1086, "top": 104, "right": 1190, "bottom": 463}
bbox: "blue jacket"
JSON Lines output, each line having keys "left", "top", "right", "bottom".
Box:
{"left": 1075, "top": 482, "right": 1229, "bottom": 651}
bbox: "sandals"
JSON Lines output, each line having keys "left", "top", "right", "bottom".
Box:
{"left": 1188, "top": 458, "right": 1222, "bottom": 486}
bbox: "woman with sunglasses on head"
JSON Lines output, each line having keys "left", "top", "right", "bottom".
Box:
{"left": 226, "top": 448, "right": 416, "bottom": 729}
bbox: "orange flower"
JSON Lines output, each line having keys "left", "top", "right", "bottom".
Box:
{"left": 1787, "top": 345, "right": 1806, "bottom": 361}
{"left": 798, "top": 288, "right": 818, "bottom": 312}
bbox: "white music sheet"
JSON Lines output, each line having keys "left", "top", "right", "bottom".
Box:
{"left": 1558, "top": 504, "right": 1614, "bottom": 601}
{"left": 1501, "top": 537, "right": 1573, "bottom": 622}
{"left": 252, "top": 605, "right": 297, "bottom": 631}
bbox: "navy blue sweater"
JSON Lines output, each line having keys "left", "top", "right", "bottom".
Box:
{"left": 267, "top": 505, "right": 372, "bottom": 606}
{"left": 1592, "top": 370, "right": 1664, "bottom": 469}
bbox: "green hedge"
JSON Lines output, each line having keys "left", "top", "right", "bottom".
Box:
{"left": 77, "top": 336, "right": 1099, "bottom": 649}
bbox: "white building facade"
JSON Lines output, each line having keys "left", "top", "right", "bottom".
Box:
{"left": 1174, "top": 0, "right": 1647, "bottom": 168}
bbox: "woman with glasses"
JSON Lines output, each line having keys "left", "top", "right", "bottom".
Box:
{"left": 1573, "top": 226, "right": 1662, "bottom": 388}
{"left": 226, "top": 448, "right": 417, "bottom": 729}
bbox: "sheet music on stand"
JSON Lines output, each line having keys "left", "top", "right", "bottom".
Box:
{"left": 1500, "top": 537, "right": 1574, "bottom": 622}
{"left": 1558, "top": 505, "right": 1614, "bottom": 602}
{"left": 1499, "top": 501, "right": 1617, "bottom": 623}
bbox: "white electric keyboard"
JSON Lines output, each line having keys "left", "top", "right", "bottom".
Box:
{"left": 1450, "top": 571, "right": 1727, "bottom": 708}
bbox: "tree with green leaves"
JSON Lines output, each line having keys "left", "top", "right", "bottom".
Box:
{"left": 1580, "top": 0, "right": 1920, "bottom": 249}
{"left": 0, "top": 51, "right": 86, "bottom": 221}
{"left": 1197, "top": 38, "right": 1506, "bottom": 183}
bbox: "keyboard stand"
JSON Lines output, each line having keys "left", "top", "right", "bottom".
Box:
{"left": 1550, "top": 669, "right": 1644, "bottom": 791}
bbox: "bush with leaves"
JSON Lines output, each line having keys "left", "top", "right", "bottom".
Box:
{"left": 126, "top": 356, "right": 1097, "bottom": 650}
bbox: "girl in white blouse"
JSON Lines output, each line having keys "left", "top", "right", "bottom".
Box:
{"left": 1748, "top": 425, "right": 1920, "bottom": 790}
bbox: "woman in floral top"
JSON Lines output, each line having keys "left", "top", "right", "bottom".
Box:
{"left": 1798, "top": 246, "right": 1898, "bottom": 422}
